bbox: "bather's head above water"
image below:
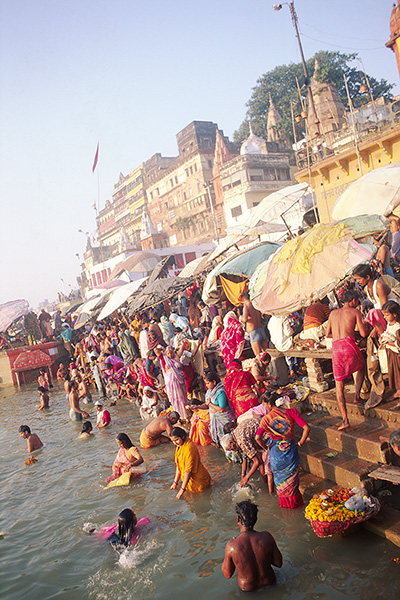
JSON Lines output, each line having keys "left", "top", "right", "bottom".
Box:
{"left": 116, "top": 508, "right": 137, "bottom": 547}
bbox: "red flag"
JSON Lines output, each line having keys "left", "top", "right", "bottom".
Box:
{"left": 92, "top": 142, "right": 99, "bottom": 173}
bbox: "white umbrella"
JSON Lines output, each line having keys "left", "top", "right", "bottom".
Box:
{"left": 332, "top": 163, "right": 400, "bottom": 220}
{"left": 97, "top": 277, "right": 147, "bottom": 321}
{"left": 0, "top": 299, "right": 29, "bottom": 331}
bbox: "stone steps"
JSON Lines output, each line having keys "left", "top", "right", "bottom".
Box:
{"left": 304, "top": 413, "right": 394, "bottom": 464}
{"left": 298, "top": 440, "right": 380, "bottom": 493}
{"left": 303, "top": 386, "right": 400, "bottom": 427}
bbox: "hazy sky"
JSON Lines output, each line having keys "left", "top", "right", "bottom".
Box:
{"left": 1, "top": 0, "right": 398, "bottom": 308}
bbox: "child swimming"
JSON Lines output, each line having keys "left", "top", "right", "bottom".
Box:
{"left": 97, "top": 509, "right": 149, "bottom": 547}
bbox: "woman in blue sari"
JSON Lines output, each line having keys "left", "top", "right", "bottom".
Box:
{"left": 204, "top": 372, "right": 235, "bottom": 444}
{"left": 256, "top": 396, "right": 309, "bottom": 509}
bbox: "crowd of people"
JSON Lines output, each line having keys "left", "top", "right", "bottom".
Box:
{"left": 17, "top": 234, "right": 400, "bottom": 591}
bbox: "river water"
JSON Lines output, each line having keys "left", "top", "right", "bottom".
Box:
{"left": 1, "top": 382, "right": 400, "bottom": 600}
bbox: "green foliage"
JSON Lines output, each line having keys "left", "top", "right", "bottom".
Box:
{"left": 233, "top": 50, "right": 395, "bottom": 144}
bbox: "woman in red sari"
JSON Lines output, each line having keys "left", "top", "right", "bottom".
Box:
{"left": 255, "top": 396, "right": 310, "bottom": 509}
{"left": 224, "top": 359, "right": 259, "bottom": 418}
{"left": 220, "top": 311, "right": 245, "bottom": 368}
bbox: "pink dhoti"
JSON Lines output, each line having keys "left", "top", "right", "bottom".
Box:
{"left": 332, "top": 337, "right": 364, "bottom": 382}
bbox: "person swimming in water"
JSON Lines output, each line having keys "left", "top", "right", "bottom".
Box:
{"left": 80, "top": 421, "right": 93, "bottom": 439}
{"left": 36, "top": 386, "right": 50, "bottom": 411}
{"left": 19, "top": 425, "right": 43, "bottom": 452}
{"left": 97, "top": 508, "right": 149, "bottom": 547}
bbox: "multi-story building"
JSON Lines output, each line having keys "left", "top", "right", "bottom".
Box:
{"left": 96, "top": 163, "right": 148, "bottom": 250}
{"left": 145, "top": 121, "right": 224, "bottom": 246}
{"left": 213, "top": 124, "right": 293, "bottom": 231}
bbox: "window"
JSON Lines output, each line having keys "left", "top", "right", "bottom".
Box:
{"left": 169, "top": 210, "right": 175, "bottom": 220}
{"left": 190, "top": 166, "right": 193, "bottom": 175}
{"left": 232, "top": 179, "right": 241, "bottom": 187}
{"left": 170, "top": 178, "right": 174, "bottom": 188}
{"left": 231, "top": 205, "right": 243, "bottom": 218}
{"left": 185, "top": 169, "right": 189, "bottom": 177}
{"left": 197, "top": 183, "right": 201, "bottom": 192}
{"left": 208, "top": 160, "right": 212, "bottom": 169}
{"left": 189, "top": 188, "right": 193, "bottom": 197}
{"left": 194, "top": 163, "right": 197, "bottom": 172}
{"left": 175, "top": 175, "right": 178, "bottom": 184}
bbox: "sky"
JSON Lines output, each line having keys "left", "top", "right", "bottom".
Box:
{"left": 0, "top": 0, "right": 399, "bottom": 308}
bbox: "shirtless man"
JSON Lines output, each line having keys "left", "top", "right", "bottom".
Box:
{"left": 222, "top": 500, "right": 282, "bottom": 592}
{"left": 241, "top": 290, "right": 268, "bottom": 356}
{"left": 68, "top": 380, "right": 89, "bottom": 422}
{"left": 19, "top": 425, "right": 43, "bottom": 452}
{"left": 37, "top": 387, "right": 50, "bottom": 411}
{"left": 326, "top": 289, "right": 368, "bottom": 430}
{"left": 75, "top": 374, "right": 92, "bottom": 404}
{"left": 139, "top": 411, "right": 180, "bottom": 448}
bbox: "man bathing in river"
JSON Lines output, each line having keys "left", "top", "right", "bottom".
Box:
{"left": 222, "top": 500, "right": 282, "bottom": 592}
{"left": 19, "top": 425, "right": 43, "bottom": 452}
{"left": 326, "top": 290, "right": 368, "bottom": 430}
{"left": 37, "top": 387, "right": 49, "bottom": 411}
{"left": 139, "top": 411, "right": 180, "bottom": 448}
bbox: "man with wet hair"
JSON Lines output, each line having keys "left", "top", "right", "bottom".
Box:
{"left": 19, "top": 425, "right": 43, "bottom": 452}
{"left": 222, "top": 500, "right": 282, "bottom": 592}
{"left": 139, "top": 411, "right": 180, "bottom": 448}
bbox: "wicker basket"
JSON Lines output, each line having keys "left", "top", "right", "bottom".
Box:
{"left": 307, "top": 498, "right": 381, "bottom": 538}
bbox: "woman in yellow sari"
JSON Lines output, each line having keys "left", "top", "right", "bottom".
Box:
{"left": 170, "top": 427, "right": 211, "bottom": 499}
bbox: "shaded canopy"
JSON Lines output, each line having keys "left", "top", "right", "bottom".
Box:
{"left": 97, "top": 277, "right": 147, "bottom": 321}
{"left": 0, "top": 299, "right": 30, "bottom": 332}
{"left": 108, "top": 252, "right": 161, "bottom": 281}
{"left": 332, "top": 163, "right": 400, "bottom": 220}
{"left": 127, "top": 277, "right": 193, "bottom": 316}
{"left": 250, "top": 220, "right": 379, "bottom": 316}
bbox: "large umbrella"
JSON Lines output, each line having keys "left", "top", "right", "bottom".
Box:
{"left": 227, "top": 222, "right": 287, "bottom": 236}
{"left": 108, "top": 252, "right": 161, "bottom": 281}
{"left": 0, "top": 299, "right": 30, "bottom": 332}
{"left": 332, "top": 163, "right": 400, "bottom": 220}
{"left": 127, "top": 277, "right": 193, "bottom": 316}
{"left": 97, "top": 277, "right": 147, "bottom": 321}
{"left": 73, "top": 291, "right": 112, "bottom": 329}
{"left": 250, "top": 221, "right": 376, "bottom": 316}
{"left": 202, "top": 242, "right": 280, "bottom": 306}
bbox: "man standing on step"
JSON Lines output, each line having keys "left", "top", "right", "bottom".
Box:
{"left": 326, "top": 290, "right": 368, "bottom": 431}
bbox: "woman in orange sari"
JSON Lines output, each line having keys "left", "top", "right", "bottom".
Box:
{"left": 169, "top": 427, "right": 211, "bottom": 499}
{"left": 224, "top": 359, "right": 259, "bottom": 418}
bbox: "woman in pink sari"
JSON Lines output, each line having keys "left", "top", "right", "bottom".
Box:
{"left": 220, "top": 311, "right": 245, "bottom": 368}
{"left": 224, "top": 359, "right": 259, "bottom": 418}
{"left": 155, "top": 347, "right": 189, "bottom": 420}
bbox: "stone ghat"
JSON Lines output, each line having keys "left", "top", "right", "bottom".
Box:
{"left": 297, "top": 384, "right": 400, "bottom": 547}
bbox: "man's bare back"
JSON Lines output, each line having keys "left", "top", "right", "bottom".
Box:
{"left": 327, "top": 306, "right": 364, "bottom": 340}
{"left": 222, "top": 500, "right": 282, "bottom": 592}
{"left": 144, "top": 414, "right": 179, "bottom": 440}
{"left": 27, "top": 433, "right": 43, "bottom": 452}
{"left": 222, "top": 529, "right": 282, "bottom": 592}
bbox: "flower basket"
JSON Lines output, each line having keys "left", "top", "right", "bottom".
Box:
{"left": 305, "top": 488, "right": 381, "bottom": 538}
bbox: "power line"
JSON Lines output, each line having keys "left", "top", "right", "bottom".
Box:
{"left": 300, "top": 32, "right": 384, "bottom": 52}
{"left": 300, "top": 21, "right": 383, "bottom": 44}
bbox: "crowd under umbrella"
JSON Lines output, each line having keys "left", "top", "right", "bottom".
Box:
{"left": 332, "top": 162, "right": 400, "bottom": 220}
{"left": 249, "top": 215, "right": 386, "bottom": 316}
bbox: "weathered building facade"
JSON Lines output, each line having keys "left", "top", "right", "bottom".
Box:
{"left": 145, "top": 121, "right": 223, "bottom": 246}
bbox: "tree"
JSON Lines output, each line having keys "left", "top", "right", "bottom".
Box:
{"left": 233, "top": 50, "right": 395, "bottom": 144}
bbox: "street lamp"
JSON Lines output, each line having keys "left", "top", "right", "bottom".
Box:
{"left": 273, "top": 1, "right": 319, "bottom": 137}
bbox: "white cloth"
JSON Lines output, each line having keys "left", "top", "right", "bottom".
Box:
{"left": 139, "top": 329, "right": 149, "bottom": 359}
{"left": 268, "top": 315, "right": 293, "bottom": 352}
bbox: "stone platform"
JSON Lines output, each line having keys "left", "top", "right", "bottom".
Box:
{"left": 297, "top": 384, "right": 400, "bottom": 547}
